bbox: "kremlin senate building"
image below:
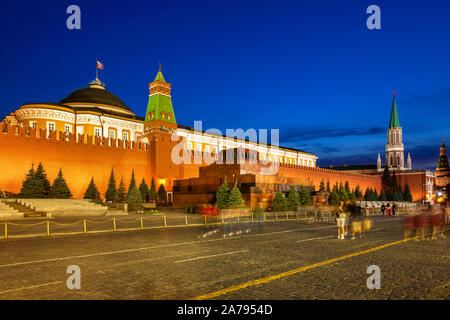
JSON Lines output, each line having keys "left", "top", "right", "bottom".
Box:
{"left": 0, "top": 67, "right": 445, "bottom": 206}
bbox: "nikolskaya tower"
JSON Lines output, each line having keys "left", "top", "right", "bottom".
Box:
{"left": 377, "top": 91, "right": 412, "bottom": 172}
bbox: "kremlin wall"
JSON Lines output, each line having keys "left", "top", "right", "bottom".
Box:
{"left": 0, "top": 68, "right": 441, "bottom": 205}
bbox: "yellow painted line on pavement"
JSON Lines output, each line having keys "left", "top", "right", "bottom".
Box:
{"left": 192, "top": 237, "right": 414, "bottom": 300}
{"left": 175, "top": 250, "right": 248, "bottom": 263}
{"left": 0, "top": 281, "right": 62, "bottom": 295}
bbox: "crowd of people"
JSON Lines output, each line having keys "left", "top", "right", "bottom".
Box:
{"left": 402, "top": 205, "right": 448, "bottom": 240}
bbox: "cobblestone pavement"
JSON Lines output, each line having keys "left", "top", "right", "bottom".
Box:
{"left": 0, "top": 216, "right": 448, "bottom": 300}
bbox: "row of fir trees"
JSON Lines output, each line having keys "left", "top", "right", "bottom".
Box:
{"left": 83, "top": 169, "right": 168, "bottom": 204}
{"left": 322, "top": 177, "right": 412, "bottom": 207}
{"left": 272, "top": 185, "right": 312, "bottom": 211}
{"left": 20, "top": 163, "right": 72, "bottom": 198}
{"left": 215, "top": 181, "right": 244, "bottom": 209}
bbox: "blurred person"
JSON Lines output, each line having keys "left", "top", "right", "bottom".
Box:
{"left": 415, "top": 207, "right": 431, "bottom": 241}
{"left": 336, "top": 202, "right": 346, "bottom": 240}
{"left": 386, "top": 203, "right": 391, "bottom": 216}
{"left": 392, "top": 203, "right": 396, "bottom": 216}
{"left": 402, "top": 211, "right": 416, "bottom": 239}
{"left": 253, "top": 203, "right": 265, "bottom": 233}
{"left": 351, "top": 216, "right": 362, "bottom": 239}
{"left": 380, "top": 203, "right": 386, "bottom": 216}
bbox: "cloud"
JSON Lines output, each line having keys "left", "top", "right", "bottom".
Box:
{"left": 399, "top": 88, "right": 450, "bottom": 108}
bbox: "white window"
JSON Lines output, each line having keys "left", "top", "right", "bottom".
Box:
{"left": 47, "top": 122, "right": 55, "bottom": 132}
{"left": 289, "top": 159, "right": 292, "bottom": 164}
{"left": 284, "top": 158, "right": 288, "bottom": 163}
{"left": 30, "top": 121, "right": 37, "bottom": 129}
{"left": 109, "top": 130, "right": 115, "bottom": 139}
{"left": 278, "top": 157, "right": 282, "bottom": 163}
{"left": 196, "top": 143, "right": 202, "bottom": 151}
{"left": 64, "top": 124, "right": 72, "bottom": 134}
{"left": 76, "top": 126, "right": 84, "bottom": 135}
{"left": 123, "top": 132, "right": 129, "bottom": 141}
{"left": 94, "top": 127, "right": 101, "bottom": 137}
{"left": 187, "top": 142, "right": 193, "bottom": 150}
{"left": 213, "top": 146, "right": 218, "bottom": 154}
{"left": 205, "top": 145, "right": 210, "bottom": 153}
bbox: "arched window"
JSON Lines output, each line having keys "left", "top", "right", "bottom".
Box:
{"left": 161, "top": 111, "right": 165, "bottom": 119}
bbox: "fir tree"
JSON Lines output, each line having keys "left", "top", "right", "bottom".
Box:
{"left": 326, "top": 179, "right": 331, "bottom": 192}
{"left": 403, "top": 184, "right": 413, "bottom": 202}
{"left": 354, "top": 185, "right": 363, "bottom": 199}
{"left": 319, "top": 180, "right": 325, "bottom": 192}
{"left": 298, "top": 185, "right": 312, "bottom": 206}
{"left": 228, "top": 182, "right": 244, "bottom": 208}
{"left": 364, "top": 187, "right": 371, "bottom": 201}
{"left": 149, "top": 178, "right": 157, "bottom": 201}
{"left": 117, "top": 177, "right": 127, "bottom": 203}
{"left": 373, "top": 188, "right": 379, "bottom": 201}
{"left": 105, "top": 169, "right": 117, "bottom": 202}
{"left": 381, "top": 166, "right": 392, "bottom": 193}
{"left": 127, "top": 185, "right": 143, "bottom": 209}
{"left": 138, "top": 178, "right": 149, "bottom": 202}
{"left": 215, "top": 181, "right": 230, "bottom": 209}
{"left": 157, "top": 184, "right": 167, "bottom": 202}
{"left": 35, "top": 163, "right": 51, "bottom": 198}
{"left": 84, "top": 177, "right": 100, "bottom": 200}
{"left": 19, "top": 164, "right": 45, "bottom": 198}
{"left": 287, "top": 185, "right": 300, "bottom": 211}
{"left": 344, "top": 181, "right": 351, "bottom": 194}
{"left": 379, "top": 190, "right": 387, "bottom": 201}
{"left": 338, "top": 184, "right": 349, "bottom": 202}
{"left": 329, "top": 191, "right": 340, "bottom": 207}
{"left": 127, "top": 170, "right": 136, "bottom": 201}
{"left": 272, "top": 189, "right": 287, "bottom": 211}
{"left": 50, "top": 169, "right": 72, "bottom": 198}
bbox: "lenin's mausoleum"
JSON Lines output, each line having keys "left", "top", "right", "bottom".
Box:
{"left": 0, "top": 67, "right": 440, "bottom": 205}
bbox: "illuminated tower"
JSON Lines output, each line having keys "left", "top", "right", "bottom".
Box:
{"left": 385, "top": 91, "right": 409, "bottom": 171}
{"left": 144, "top": 65, "right": 176, "bottom": 132}
{"left": 436, "top": 139, "right": 450, "bottom": 178}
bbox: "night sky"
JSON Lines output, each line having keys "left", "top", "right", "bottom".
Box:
{"left": 1, "top": 0, "right": 449, "bottom": 170}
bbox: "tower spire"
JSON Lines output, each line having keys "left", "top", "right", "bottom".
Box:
{"left": 145, "top": 66, "right": 176, "bottom": 124}
{"left": 389, "top": 90, "right": 400, "bottom": 128}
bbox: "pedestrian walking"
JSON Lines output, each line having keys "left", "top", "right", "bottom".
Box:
{"left": 386, "top": 203, "right": 391, "bottom": 216}
{"left": 392, "top": 203, "right": 396, "bottom": 216}
{"left": 380, "top": 203, "right": 386, "bottom": 216}
{"left": 253, "top": 203, "right": 265, "bottom": 233}
{"left": 336, "top": 203, "right": 346, "bottom": 240}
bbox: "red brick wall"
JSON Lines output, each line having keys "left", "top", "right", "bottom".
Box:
{"left": 0, "top": 124, "right": 151, "bottom": 198}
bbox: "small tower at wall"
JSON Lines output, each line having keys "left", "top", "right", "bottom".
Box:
{"left": 385, "top": 91, "right": 410, "bottom": 171}
{"left": 144, "top": 65, "right": 177, "bottom": 133}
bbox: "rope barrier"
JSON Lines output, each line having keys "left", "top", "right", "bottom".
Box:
{"left": 85, "top": 219, "right": 112, "bottom": 224}
{"left": 50, "top": 220, "right": 83, "bottom": 226}
{"left": 115, "top": 218, "right": 141, "bottom": 223}
{"left": 7, "top": 221, "right": 47, "bottom": 227}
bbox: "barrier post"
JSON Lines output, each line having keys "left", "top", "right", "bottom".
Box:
{"left": 286, "top": 212, "right": 288, "bottom": 221}
{"left": 46, "top": 221, "right": 50, "bottom": 236}
{"left": 264, "top": 212, "right": 266, "bottom": 222}
{"left": 163, "top": 215, "right": 167, "bottom": 228}
{"left": 83, "top": 219, "right": 87, "bottom": 233}
{"left": 113, "top": 218, "right": 117, "bottom": 231}
{"left": 221, "top": 213, "right": 224, "bottom": 224}
{"left": 204, "top": 215, "right": 207, "bottom": 225}
{"left": 140, "top": 217, "right": 144, "bottom": 230}
{"left": 251, "top": 213, "right": 254, "bottom": 222}
{"left": 237, "top": 212, "right": 240, "bottom": 223}
{"left": 296, "top": 211, "right": 298, "bottom": 221}
{"left": 275, "top": 212, "right": 278, "bottom": 221}
{"left": 4, "top": 222, "right": 7, "bottom": 239}
{"left": 185, "top": 215, "right": 188, "bottom": 226}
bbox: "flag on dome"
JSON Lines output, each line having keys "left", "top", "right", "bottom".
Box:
{"left": 96, "top": 60, "right": 104, "bottom": 70}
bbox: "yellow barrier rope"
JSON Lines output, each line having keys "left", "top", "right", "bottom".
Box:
{"left": 7, "top": 221, "right": 47, "bottom": 227}
{"left": 85, "top": 219, "right": 112, "bottom": 224}
{"left": 50, "top": 220, "right": 83, "bottom": 226}
{"left": 115, "top": 218, "right": 141, "bottom": 223}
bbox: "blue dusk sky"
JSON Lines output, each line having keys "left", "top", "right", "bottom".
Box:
{"left": 0, "top": 0, "right": 449, "bottom": 169}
